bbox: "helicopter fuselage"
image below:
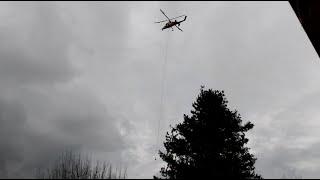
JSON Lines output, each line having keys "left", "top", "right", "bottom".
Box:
{"left": 162, "top": 16, "right": 187, "bottom": 31}
{"left": 162, "top": 21, "right": 180, "bottom": 30}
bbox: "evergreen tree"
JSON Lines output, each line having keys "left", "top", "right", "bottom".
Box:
{"left": 156, "top": 86, "right": 262, "bottom": 179}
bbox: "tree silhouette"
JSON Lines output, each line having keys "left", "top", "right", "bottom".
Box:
{"left": 35, "top": 150, "right": 127, "bottom": 179}
{"left": 155, "top": 86, "right": 262, "bottom": 179}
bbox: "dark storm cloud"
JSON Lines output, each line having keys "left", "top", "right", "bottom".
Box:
{"left": 0, "top": 3, "right": 77, "bottom": 85}
{"left": 50, "top": 90, "right": 127, "bottom": 153}
{"left": 0, "top": 98, "right": 26, "bottom": 178}
{"left": 21, "top": 91, "right": 127, "bottom": 178}
{"left": 0, "top": 4, "right": 79, "bottom": 177}
{"left": 0, "top": 88, "right": 128, "bottom": 178}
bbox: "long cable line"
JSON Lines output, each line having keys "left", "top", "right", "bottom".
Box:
{"left": 155, "top": 31, "right": 170, "bottom": 160}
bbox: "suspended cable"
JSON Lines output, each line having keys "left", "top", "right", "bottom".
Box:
{"left": 155, "top": 31, "right": 170, "bottom": 160}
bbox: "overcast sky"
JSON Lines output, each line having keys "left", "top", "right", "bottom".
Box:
{"left": 0, "top": 1, "right": 319, "bottom": 179}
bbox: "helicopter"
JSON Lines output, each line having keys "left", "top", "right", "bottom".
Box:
{"left": 155, "top": 9, "right": 187, "bottom": 32}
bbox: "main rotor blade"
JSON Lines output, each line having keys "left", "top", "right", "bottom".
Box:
{"left": 154, "top": 15, "right": 186, "bottom": 23}
{"left": 175, "top": 25, "right": 183, "bottom": 32}
{"left": 160, "top": 9, "right": 171, "bottom": 21}
{"left": 170, "top": 15, "right": 186, "bottom": 21}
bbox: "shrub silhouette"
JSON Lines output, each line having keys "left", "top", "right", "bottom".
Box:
{"left": 35, "top": 150, "right": 127, "bottom": 179}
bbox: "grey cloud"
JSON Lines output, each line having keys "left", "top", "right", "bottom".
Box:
{"left": 0, "top": 2, "right": 77, "bottom": 85}
{"left": 148, "top": 2, "right": 320, "bottom": 179}
{"left": 52, "top": 99, "right": 127, "bottom": 153}
{"left": 0, "top": 88, "right": 129, "bottom": 178}
{"left": 251, "top": 90, "right": 320, "bottom": 178}
{"left": 255, "top": 143, "right": 320, "bottom": 178}
{"left": 0, "top": 98, "right": 26, "bottom": 178}
{"left": 1, "top": 1, "right": 320, "bottom": 179}
{"left": 0, "top": 2, "right": 130, "bottom": 178}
